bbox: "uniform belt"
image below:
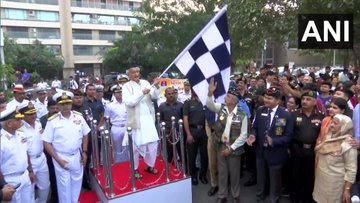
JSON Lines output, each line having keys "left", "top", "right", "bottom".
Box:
{"left": 30, "top": 153, "right": 42, "bottom": 159}
{"left": 57, "top": 150, "right": 79, "bottom": 156}
{"left": 113, "top": 124, "right": 125, "bottom": 127}
{"left": 294, "top": 140, "right": 313, "bottom": 149}
{"left": 190, "top": 125, "right": 204, "bottom": 129}
{"left": 5, "top": 171, "right": 26, "bottom": 178}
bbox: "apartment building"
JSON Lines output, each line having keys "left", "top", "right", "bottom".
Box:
{"left": 0, "top": 0, "right": 141, "bottom": 78}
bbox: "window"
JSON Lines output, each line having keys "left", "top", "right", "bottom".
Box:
{"left": 129, "top": 17, "right": 139, "bottom": 25}
{"left": 7, "top": 27, "right": 28, "bottom": 38}
{"left": 36, "top": 11, "right": 59, "bottom": 21}
{"left": 47, "top": 45, "right": 61, "bottom": 55}
{"left": 72, "top": 13, "right": 91, "bottom": 23}
{"left": 74, "top": 45, "right": 93, "bottom": 55}
{"left": 98, "top": 15, "right": 114, "bottom": 25}
{"left": 5, "top": 9, "right": 27, "bottom": 20}
{"left": 37, "top": 28, "right": 60, "bottom": 39}
{"left": 73, "top": 29, "right": 92, "bottom": 40}
{"left": 99, "top": 30, "right": 115, "bottom": 41}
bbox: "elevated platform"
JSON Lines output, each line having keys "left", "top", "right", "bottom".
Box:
{"left": 88, "top": 157, "right": 192, "bottom": 203}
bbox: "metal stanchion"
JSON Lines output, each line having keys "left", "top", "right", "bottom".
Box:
{"left": 104, "top": 116, "right": 115, "bottom": 164}
{"left": 92, "top": 119, "right": 100, "bottom": 176}
{"left": 84, "top": 110, "right": 92, "bottom": 168}
{"left": 156, "top": 112, "right": 162, "bottom": 157}
{"left": 127, "top": 127, "right": 136, "bottom": 192}
{"left": 161, "top": 122, "right": 170, "bottom": 182}
{"left": 102, "top": 129, "right": 115, "bottom": 197}
{"left": 178, "top": 119, "right": 186, "bottom": 178}
{"left": 99, "top": 126, "right": 104, "bottom": 166}
{"left": 156, "top": 112, "right": 161, "bottom": 136}
{"left": 171, "top": 116, "right": 178, "bottom": 169}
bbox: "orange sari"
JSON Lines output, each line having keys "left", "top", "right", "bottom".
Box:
{"left": 315, "top": 116, "right": 333, "bottom": 169}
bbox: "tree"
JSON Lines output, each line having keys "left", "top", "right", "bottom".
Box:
{"left": 103, "top": 0, "right": 219, "bottom": 75}
{"left": 3, "top": 37, "right": 64, "bottom": 79}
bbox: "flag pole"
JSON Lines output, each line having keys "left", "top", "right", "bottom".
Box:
{"left": 157, "top": 5, "right": 228, "bottom": 78}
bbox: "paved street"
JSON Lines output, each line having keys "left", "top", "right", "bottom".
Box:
{"left": 192, "top": 172, "right": 292, "bottom": 203}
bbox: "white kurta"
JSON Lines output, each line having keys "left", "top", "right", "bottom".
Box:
{"left": 122, "top": 80, "right": 159, "bottom": 147}
{"left": 122, "top": 80, "right": 159, "bottom": 168}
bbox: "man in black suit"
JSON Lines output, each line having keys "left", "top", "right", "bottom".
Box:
{"left": 247, "top": 87, "right": 293, "bottom": 203}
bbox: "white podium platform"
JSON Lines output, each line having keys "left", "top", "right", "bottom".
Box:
{"left": 90, "top": 173, "right": 192, "bottom": 203}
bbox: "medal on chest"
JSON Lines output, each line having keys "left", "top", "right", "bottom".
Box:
{"left": 219, "top": 114, "right": 224, "bottom": 121}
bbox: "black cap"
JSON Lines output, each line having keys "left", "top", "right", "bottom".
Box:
{"left": 227, "top": 87, "right": 241, "bottom": 100}
{"left": 301, "top": 90, "right": 317, "bottom": 99}
{"left": 265, "top": 87, "right": 281, "bottom": 99}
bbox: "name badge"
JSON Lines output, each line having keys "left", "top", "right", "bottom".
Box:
{"left": 261, "top": 113, "right": 268, "bottom": 116}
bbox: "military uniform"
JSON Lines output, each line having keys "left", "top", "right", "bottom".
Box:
{"left": 183, "top": 97, "right": 207, "bottom": 184}
{"left": 104, "top": 85, "right": 129, "bottom": 163}
{"left": 0, "top": 106, "right": 34, "bottom": 203}
{"left": 290, "top": 108, "right": 324, "bottom": 203}
{"left": 18, "top": 101, "right": 50, "bottom": 203}
{"left": 42, "top": 91, "right": 90, "bottom": 203}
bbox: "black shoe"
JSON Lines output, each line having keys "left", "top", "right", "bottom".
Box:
{"left": 208, "top": 186, "right": 219, "bottom": 196}
{"left": 216, "top": 198, "right": 227, "bottom": 203}
{"left": 191, "top": 177, "right": 198, "bottom": 185}
{"left": 256, "top": 195, "right": 266, "bottom": 202}
{"left": 243, "top": 178, "right": 256, "bottom": 187}
{"left": 199, "top": 174, "right": 208, "bottom": 184}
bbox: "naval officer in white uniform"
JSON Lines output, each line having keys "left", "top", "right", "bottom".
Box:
{"left": 42, "top": 91, "right": 90, "bottom": 203}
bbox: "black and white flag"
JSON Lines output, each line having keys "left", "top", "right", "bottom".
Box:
{"left": 174, "top": 5, "right": 231, "bottom": 105}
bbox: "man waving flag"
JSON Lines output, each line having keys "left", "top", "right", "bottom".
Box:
{"left": 174, "top": 5, "right": 231, "bottom": 105}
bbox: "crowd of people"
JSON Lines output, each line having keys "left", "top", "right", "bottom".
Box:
{"left": 0, "top": 64, "right": 360, "bottom": 203}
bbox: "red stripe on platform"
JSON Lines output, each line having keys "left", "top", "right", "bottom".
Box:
{"left": 80, "top": 156, "right": 186, "bottom": 201}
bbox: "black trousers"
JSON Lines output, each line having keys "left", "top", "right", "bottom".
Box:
{"left": 187, "top": 128, "right": 208, "bottom": 177}
{"left": 244, "top": 143, "right": 256, "bottom": 179}
{"left": 44, "top": 150, "right": 58, "bottom": 203}
{"left": 290, "top": 144, "right": 315, "bottom": 203}
{"left": 256, "top": 158, "right": 283, "bottom": 203}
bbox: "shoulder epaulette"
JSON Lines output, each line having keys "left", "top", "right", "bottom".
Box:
{"left": 48, "top": 114, "right": 59, "bottom": 121}
{"left": 72, "top": 110, "right": 83, "bottom": 116}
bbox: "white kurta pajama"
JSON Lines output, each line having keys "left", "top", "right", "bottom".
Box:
{"left": 122, "top": 80, "right": 160, "bottom": 169}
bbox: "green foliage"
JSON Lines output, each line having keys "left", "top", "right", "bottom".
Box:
{"left": 3, "top": 37, "right": 64, "bottom": 79}
{"left": 0, "top": 64, "right": 15, "bottom": 90}
{"left": 30, "top": 71, "right": 41, "bottom": 85}
{"left": 103, "top": 0, "right": 360, "bottom": 73}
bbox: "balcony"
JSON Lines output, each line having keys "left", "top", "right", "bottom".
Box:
{"left": 71, "top": 0, "right": 138, "bottom": 11}
{"left": 2, "top": 0, "right": 58, "bottom": 5}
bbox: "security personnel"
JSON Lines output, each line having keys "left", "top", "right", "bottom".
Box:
{"left": 0, "top": 105, "right": 34, "bottom": 203}
{"left": 34, "top": 87, "right": 48, "bottom": 119}
{"left": 183, "top": 89, "right": 207, "bottom": 185}
{"left": 104, "top": 85, "right": 129, "bottom": 163}
{"left": 207, "top": 79, "right": 248, "bottom": 203}
{"left": 18, "top": 101, "right": 50, "bottom": 203}
{"left": 247, "top": 87, "right": 294, "bottom": 203}
{"left": 158, "top": 87, "right": 183, "bottom": 164}
{"left": 42, "top": 91, "right": 90, "bottom": 203}
{"left": 290, "top": 90, "right": 324, "bottom": 203}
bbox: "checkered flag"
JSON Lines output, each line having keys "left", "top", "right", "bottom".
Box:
{"left": 174, "top": 5, "right": 231, "bottom": 105}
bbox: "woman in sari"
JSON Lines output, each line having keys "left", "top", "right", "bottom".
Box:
{"left": 316, "top": 98, "right": 351, "bottom": 148}
{"left": 313, "top": 114, "right": 357, "bottom": 203}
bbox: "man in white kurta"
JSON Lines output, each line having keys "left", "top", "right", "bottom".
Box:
{"left": 122, "top": 66, "right": 160, "bottom": 177}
